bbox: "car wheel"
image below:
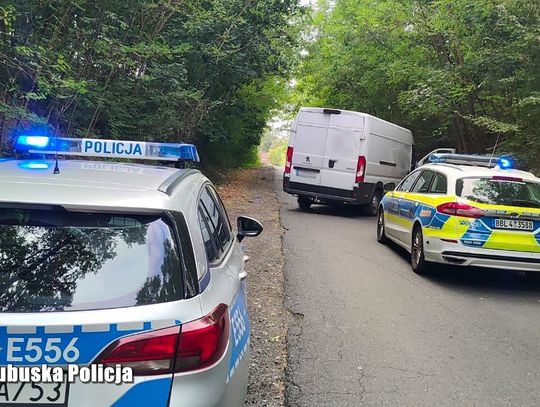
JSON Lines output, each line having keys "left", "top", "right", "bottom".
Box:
{"left": 376, "top": 209, "right": 388, "bottom": 244}
{"left": 363, "top": 190, "right": 382, "bottom": 217}
{"left": 297, "top": 196, "right": 312, "bottom": 211}
{"left": 411, "top": 225, "right": 430, "bottom": 275}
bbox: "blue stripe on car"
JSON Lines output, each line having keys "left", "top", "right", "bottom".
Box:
{"left": 227, "top": 282, "right": 250, "bottom": 383}
{"left": 112, "top": 378, "right": 172, "bottom": 407}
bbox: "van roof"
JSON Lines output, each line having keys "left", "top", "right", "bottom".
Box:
{"left": 298, "top": 107, "right": 412, "bottom": 135}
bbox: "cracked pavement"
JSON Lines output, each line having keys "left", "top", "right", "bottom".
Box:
{"left": 274, "top": 168, "right": 540, "bottom": 407}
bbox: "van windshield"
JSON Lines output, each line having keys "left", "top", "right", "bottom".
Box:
{"left": 0, "top": 209, "right": 185, "bottom": 312}
{"left": 456, "top": 177, "right": 540, "bottom": 208}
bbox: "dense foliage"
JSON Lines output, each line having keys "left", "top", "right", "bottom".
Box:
{"left": 0, "top": 0, "right": 300, "bottom": 167}
{"left": 293, "top": 0, "right": 539, "bottom": 170}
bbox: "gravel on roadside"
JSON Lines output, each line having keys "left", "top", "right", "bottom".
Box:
{"left": 218, "top": 165, "right": 290, "bottom": 407}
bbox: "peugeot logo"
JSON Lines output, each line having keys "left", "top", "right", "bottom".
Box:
{"left": 304, "top": 156, "right": 311, "bottom": 164}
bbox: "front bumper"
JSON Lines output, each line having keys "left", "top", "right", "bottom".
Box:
{"left": 424, "top": 238, "right": 540, "bottom": 272}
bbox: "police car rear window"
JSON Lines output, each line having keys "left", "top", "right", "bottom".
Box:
{"left": 456, "top": 177, "right": 540, "bottom": 208}
{"left": 0, "top": 209, "right": 185, "bottom": 312}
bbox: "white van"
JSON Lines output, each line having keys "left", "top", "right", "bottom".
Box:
{"left": 283, "top": 107, "right": 414, "bottom": 215}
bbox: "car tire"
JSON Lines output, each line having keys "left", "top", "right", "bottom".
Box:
{"left": 297, "top": 196, "right": 312, "bottom": 211}
{"left": 411, "top": 225, "right": 431, "bottom": 275}
{"left": 376, "top": 209, "right": 388, "bottom": 244}
{"left": 363, "top": 190, "right": 382, "bottom": 217}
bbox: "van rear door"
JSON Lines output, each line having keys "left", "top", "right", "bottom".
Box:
{"left": 319, "top": 111, "right": 362, "bottom": 191}
{"left": 289, "top": 110, "right": 330, "bottom": 187}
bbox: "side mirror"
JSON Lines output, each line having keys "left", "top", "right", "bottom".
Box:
{"left": 383, "top": 183, "right": 395, "bottom": 194}
{"left": 237, "top": 216, "right": 263, "bottom": 242}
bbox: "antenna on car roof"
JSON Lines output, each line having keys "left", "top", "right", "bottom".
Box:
{"left": 53, "top": 125, "right": 60, "bottom": 175}
{"left": 488, "top": 132, "right": 502, "bottom": 168}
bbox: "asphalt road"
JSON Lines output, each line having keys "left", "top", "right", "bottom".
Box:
{"left": 275, "top": 169, "right": 540, "bottom": 407}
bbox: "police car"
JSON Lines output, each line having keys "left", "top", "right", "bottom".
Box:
{"left": 377, "top": 154, "right": 540, "bottom": 278}
{"left": 0, "top": 135, "right": 263, "bottom": 406}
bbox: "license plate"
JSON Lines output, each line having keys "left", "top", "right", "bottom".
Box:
{"left": 0, "top": 381, "right": 68, "bottom": 405}
{"left": 295, "top": 168, "right": 318, "bottom": 179}
{"left": 494, "top": 218, "right": 534, "bottom": 231}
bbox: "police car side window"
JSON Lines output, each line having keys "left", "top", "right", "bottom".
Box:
{"left": 198, "top": 187, "right": 232, "bottom": 263}
{"left": 430, "top": 173, "right": 448, "bottom": 194}
{"left": 397, "top": 172, "right": 421, "bottom": 192}
{"left": 411, "top": 171, "right": 435, "bottom": 194}
{"left": 198, "top": 206, "right": 218, "bottom": 263}
{"left": 208, "top": 187, "right": 233, "bottom": 232}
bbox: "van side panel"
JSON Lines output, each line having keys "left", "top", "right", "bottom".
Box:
{"left": 363, "top": 117, "right": 412, "bottom": 187}
{"left": 319, "top": 114, "right": 362, "bottom": 190}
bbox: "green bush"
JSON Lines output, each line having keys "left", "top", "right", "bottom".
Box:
{"left": 267, "top": 138, "right": 289, "bottom": 166}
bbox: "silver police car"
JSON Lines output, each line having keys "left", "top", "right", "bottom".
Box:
{"left": 0, "top": 137, "right": 262, "bottom": 406}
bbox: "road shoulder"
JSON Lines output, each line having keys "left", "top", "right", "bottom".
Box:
{"left": 219, "top": 165, "right": 291, "bottom": 406}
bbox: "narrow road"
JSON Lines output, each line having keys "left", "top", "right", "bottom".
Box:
{"left": 275, "top": 168, "right": 540, "bottom": 407}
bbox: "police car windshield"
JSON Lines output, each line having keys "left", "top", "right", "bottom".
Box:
{"left": 0, "top": 209, "right": 184, "bottom": 312}
{"left": 456, "top": 177, "right": 540, "bottom": 208}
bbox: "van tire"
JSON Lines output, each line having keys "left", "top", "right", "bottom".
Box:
{"left": 363, "top": 190, "right": 382, "bottom": 217}
{"left": 411, "top": 225, "right": 431, "bottom": 275}
{"left": 298, "top": 196, "right": 312, "bottom": 211}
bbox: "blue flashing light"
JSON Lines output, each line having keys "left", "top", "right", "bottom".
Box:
{"left": 428, "top": 153, "right": 446, "bottom": 163}
{"left": 16, "top": 136, "right": 50, "bottom": 149}
{"left": 14, "top": 136, "right": 200, "bottom": 163}
{"left": 157, "top": 143, "right": 200, "bottom": 162}
{"left": 498, "top": 157, "right": 513, "bottom": 169}
{"left": 18, "top": 162, "right": 50, "bottom": 170}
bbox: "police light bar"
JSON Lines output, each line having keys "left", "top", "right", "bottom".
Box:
{"left": 15, "top": 136, "right": 200, "bottom": 163}
{"left": 428, "top": 153, "right": 513, "bottom": 169}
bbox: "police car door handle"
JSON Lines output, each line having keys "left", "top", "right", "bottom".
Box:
{"left": 239, "top": 270, "right": 248, "bottom": 281}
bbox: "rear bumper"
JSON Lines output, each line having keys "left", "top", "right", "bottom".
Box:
{"left": 424, "top": 239, "right": 540, "bottom": 272}
{"left": 283, "top": 176, "right": 375, "bottom": 205}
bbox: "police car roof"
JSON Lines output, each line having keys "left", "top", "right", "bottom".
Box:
{"left": 420, "top": 163, "right": 538, "bottom": 181}
{"left": 0, "top": 159, "right": 202, "bottom": 212}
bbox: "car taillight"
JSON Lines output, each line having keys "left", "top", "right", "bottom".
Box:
{"left": 94, "top": 304, "right": 229, "bottom": 376}
{"left": 355, "top": 156, "right": 366, "bottom": 183}
{"left": 175, "top": 303, "right": 229, "bottom": 373}
{"left": 284, "top": 147, "right": 293, "bottom": 175}
{"left": 437, "top": 202, "right": 485, "bottom": 219}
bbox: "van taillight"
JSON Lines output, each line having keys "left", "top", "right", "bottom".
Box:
{"left": 355, "top": 156, "right": 366, "bottom": 183}
{"left": 94, "top": 304, "right": 229, "bottom": 376}
{"left": 437, "top": 202, "right": 485, "bottom": 219}
{"left": 284, "top": 147, "right": 293, "bottom": 175}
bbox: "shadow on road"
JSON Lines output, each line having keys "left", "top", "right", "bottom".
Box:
{"left": 425, "top": 266, "right": 540, "bottom": 295}
{"left": 385, "top": 239, "right": 540, "bottom": 296}
{"left": 287, "top": 203, "right": 370, "bottom": 219}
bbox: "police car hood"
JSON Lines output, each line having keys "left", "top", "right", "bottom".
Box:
{"left": 0, "top": 159, "right": 182, "bottom": 213}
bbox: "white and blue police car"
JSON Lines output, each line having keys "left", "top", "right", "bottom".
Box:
{"left": 0, "top": 135, "right": 263, "bottom": 406}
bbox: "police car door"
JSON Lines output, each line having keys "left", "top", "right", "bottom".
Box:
{"left": 184, "top": 185, "right": 249, "bottom": 405}
{"left": 397, "top": 171, "right": 436, "bottom": 245}
{"left": 385, "top": 171, "right": 421, "bottom": 240}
